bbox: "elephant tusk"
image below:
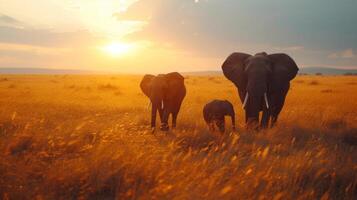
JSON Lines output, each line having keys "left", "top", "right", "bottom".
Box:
{"left": 161, "top": 101, "right": 164, "bottom": 109}
{"left": 242, "top": 93, "right": 249, "bottom": 109}
{"left": 264, "top": 93, "right": 269, "bottom": 109}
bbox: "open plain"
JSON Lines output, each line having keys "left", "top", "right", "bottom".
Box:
{"left": 0, "top": 75, "right": 356, "bottom": 199}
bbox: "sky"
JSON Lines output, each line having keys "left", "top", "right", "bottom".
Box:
{"left": 0, "top": 0, "right": 357, "bottom": 73}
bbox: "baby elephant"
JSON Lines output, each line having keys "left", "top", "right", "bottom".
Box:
{"left": 203, "top": 100, "right": 236, "bottom": 133}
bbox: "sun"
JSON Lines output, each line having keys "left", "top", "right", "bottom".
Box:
{"left": 102, "top": 42, "right": 133, "bottom": 57}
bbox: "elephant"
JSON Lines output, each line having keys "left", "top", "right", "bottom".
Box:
{"left": 140, "top": 72, "right": 186, "bottom": 131}
{"left": 221, "top": 52, "right": 299, "bottom": 129}
{"left": 203, "top": 100, "right": 236, "bottom": 133}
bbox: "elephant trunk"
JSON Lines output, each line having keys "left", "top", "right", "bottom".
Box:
{"left": 247, "top": 80, "right": 267, "bottom": 98}
{"left": 245, "top": 78, "right": 268, "bottom": 110}
{"left": 242, "top": 92, "right": 269, "bottom": 109}
{"left": 150, "top": 91, "right": 164, "bottom": 128}
{"left": 244, "top": 89, "right": 266, "bottom": 129}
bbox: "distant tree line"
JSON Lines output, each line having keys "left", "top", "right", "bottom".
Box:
{"left": 298, "top": 72, "right": 357, "bottom": 76}
{"left": 343, "top": 72, "right": 357, "bottom": 76}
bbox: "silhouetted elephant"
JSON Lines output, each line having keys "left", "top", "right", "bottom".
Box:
{"left": 203, "top": 100, "right": 236, "bottom": 133}
{"left": 222, "top": 52, "right": 299, "bottom": 129}
{"left": 140, "top": 72, "right": 186, "bottom": 131}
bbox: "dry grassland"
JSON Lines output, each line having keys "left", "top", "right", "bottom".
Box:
{"left": 0, "top": 75, "right": 356, "bottom": 199}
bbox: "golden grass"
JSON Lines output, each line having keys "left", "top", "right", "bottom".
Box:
{"left": 0, "top": 75, "right": 356, "bottom": 199}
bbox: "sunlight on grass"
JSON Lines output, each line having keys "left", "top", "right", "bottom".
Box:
{"left": 0, "top": 75, "right": 356, "bottom": 199}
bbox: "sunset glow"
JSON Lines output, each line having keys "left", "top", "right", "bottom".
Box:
{"left": 0, "top": 0, "right": 356, "bottom": 73}
{"left": 102, "top": 42, "right": 134, "bottom": 57}
{"left": 0, "top": 1, "right": 356, "bottom": 199}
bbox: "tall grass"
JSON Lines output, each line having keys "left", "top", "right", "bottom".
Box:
{"left": 0, "top": 75, "right": 356, "bottom": 199}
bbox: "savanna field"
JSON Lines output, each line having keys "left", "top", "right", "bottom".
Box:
{"left": 0, "top": 74, "right": 356, "bottom": 200}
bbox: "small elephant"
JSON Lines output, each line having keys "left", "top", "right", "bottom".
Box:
{"left": 203, "top": 100, "right": 236, "bottom": 133}
{"left": 222, "top": 52, "right": 299, "bottom": 129}
{"left": 140, "top": 72, "right": 186, "bottom": 131}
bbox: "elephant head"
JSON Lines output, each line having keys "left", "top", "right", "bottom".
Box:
{"left": 141, "top": 74, "right": 168, "bottom": 104}
{"left": 222, "top": 52, "right": 298, "bottom": 127}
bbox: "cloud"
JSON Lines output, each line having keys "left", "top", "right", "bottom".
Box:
{"left": 0, "top": 14, "right": 20, "bottom": 24}
{"left": 118, "top": 0, "right": 357, "bottom": 59}
{"left": 1, "top": 0, "right": 357, "bottom": 71}
{"left": 0, "top": 21, "right": 108, "bottom": 70}
{"left": 0, "top": 43, "right": 70, "bottom": 55}
{"left": 0, "top": 13, "right": 23, "bottom": 28}
{"left": 0, "top": 12, "right": 104, "bottom": 48}
{"left": 341, "top": 49, "right": 355, "bottom": 58}
{"left": 113, "top": 1, "right": 154, "bottom": 21}
{"left": 0, "top": 25, "right": 102, "bottom": 47}
{"left": 328, "top": 49, "right": 355, "bottom": 59}
{"left": 273, "top": 46, "right": 304, "bottom": 52}
{"left": 119, "top": 0, "right": 266, "bottom": 55}
{"left": 111, "top": 0, "right": 357, "bottom": 70}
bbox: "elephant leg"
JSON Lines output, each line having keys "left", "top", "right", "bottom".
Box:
{"left": 216, "top": 117, "right": 225, "bottom": 133}
{"left": 174, "top": 100, "right": 183, "bottom": 127}
{"left": 270, "top": 89, "right": 288, "bottom": 128}
{"left": 271, "top": 105, "right": 283, "bottom": 127}
{"left": 261, "top": 109, "right": 270, "bottom": 129}
{"left": 172, "top": 112, "right": 177, "bottom": 128}
{"left": 209, "top": 122, "right": 215, "bottom": 131}
{"left": 160, "top": 109, "right": 170, "bottom": 131}
{"left": 158, "top": 108, "right": 163, "bottom": 122}
{"left": 170, "top": 99, "right": 183, "bottom": 128}
{"left": 151, "top": 104, "right": 157, "bottom": 128}
{"left": 271, "top": 105, "right": 282, "bottom": 127}
{"left": 271, "top": 115, "right": 279, "bottom": 127}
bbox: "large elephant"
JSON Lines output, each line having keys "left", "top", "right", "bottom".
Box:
{"left": 140, "top": 72, "right": 186, "bottom": 131}
{"left": 222, "top": 52, "right": 299, "bottom": 129}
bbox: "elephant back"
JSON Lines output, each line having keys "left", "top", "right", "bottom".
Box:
{"left": 165, "top": 72, "right": 184, "bottom": 83}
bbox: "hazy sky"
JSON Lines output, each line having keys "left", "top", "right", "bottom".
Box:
{"left": 0, "top": 0, "right": 356, "bottom": 73}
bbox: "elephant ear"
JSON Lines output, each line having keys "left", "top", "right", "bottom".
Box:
{"left": 140, "top": 74, "right": 155, "bottom": 97}
{"left": 268, "top": 53, "right": 299, "bottom": 88}
{"left": 221, "top": 52, "right": 251, "bottom": 90}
